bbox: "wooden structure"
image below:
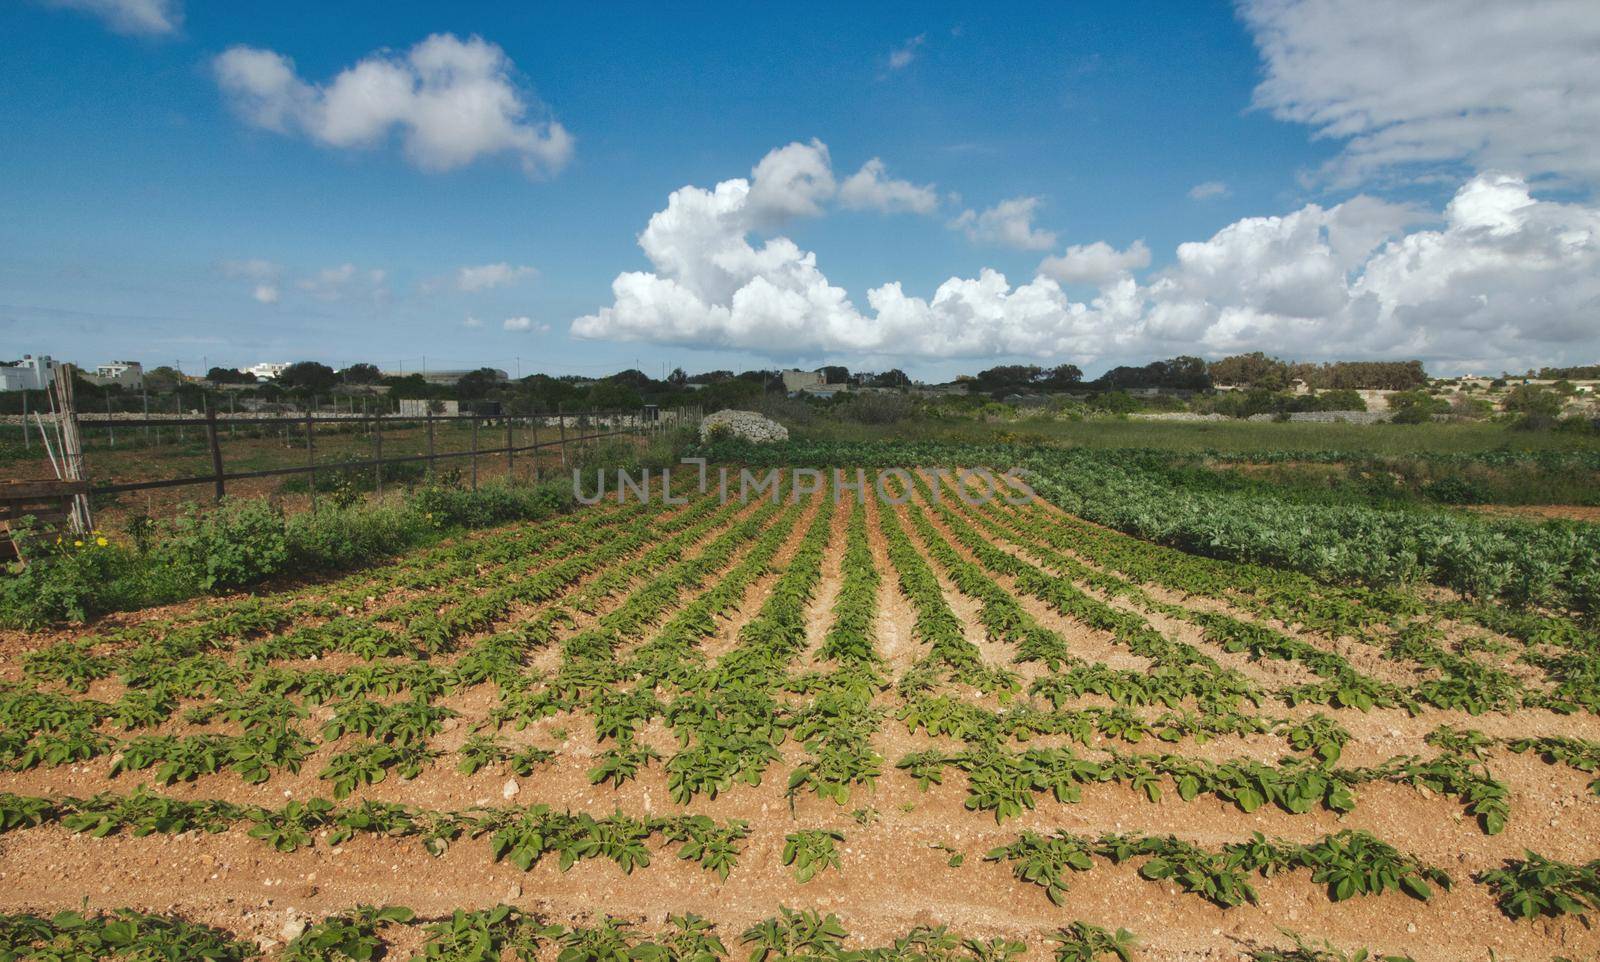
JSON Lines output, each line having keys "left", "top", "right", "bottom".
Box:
{"left": 0, "top": 479, "right": 91, "bottom": 564}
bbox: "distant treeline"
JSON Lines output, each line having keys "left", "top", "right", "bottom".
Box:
{"left": 1538, "top": 365, "right": 1600, "bottom": 380}
{"left": 1207, "top": 352, "right": 1428, "bottom": 391}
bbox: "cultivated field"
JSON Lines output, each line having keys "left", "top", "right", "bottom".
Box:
{"left": 2, "top": 465, "right": 1598, "bottom": 961}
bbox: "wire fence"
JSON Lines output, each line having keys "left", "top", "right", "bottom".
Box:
{"left": 60, "top": 405, "right": 701, "bottom": 510}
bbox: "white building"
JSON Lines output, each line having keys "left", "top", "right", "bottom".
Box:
{"left": 89, "top": 360, "right": 143, "bottom": 389}
{"left": 0, "top": 354, "right": 54, "bottom": 392}
{"left": 247, "top": 362, "right": 290, "bottom": 380}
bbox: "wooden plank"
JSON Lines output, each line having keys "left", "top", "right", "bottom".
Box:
{"left": 0, "top": 479, "right": 91, "bottom": 498}
{"left": 0, "top": 507, "right": 72, "bottom": 523}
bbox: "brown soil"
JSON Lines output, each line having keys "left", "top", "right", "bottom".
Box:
{"left": 2, "top": 480, "right": 1598, "bottom": 962}
{"left": 1466, "top": 504, "right": 1600, "bottom": 523}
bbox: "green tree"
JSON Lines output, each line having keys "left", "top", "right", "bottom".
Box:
{"left": 1040, "top": 363, "right": 1084, "bottom": 389}
{"left": 868, "top": 369, "right": 912, "bottom": 389}
{"left": 142, "top": 366, "right": 186, "bottom": 392}
{"left": 1503, "top": 385, "right": 1564, "bottom": 427}
{"left": 1208, "top": 352, "right": 1289, "bottom": 389}
{"left": 456, "top": 368, "right": 505, "bottom": 400}
{"left": 340, "top": 363, "right": 382, "bottom": 384}
{"left": 278, "top": 361, "right": 338, "bottom": 394}
{"left": 588, "top": 379, "right": 643, "bottom": 410}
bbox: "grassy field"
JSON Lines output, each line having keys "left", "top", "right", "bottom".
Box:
{"left": 2, "top": 465, "right": 1597, "bottom": 961}
{"left": 797, "top": 414, "right": 1600, "bottom": 457}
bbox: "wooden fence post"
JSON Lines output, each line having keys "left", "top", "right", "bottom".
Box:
{"left": 205, "top": 401, "right": 225, "bottom": 502}
{"left": 505, "top": 415, "right": 514, "bottom": 482}
{"left": 557, "top": 403, "right": 567, "bottom": 468}
{"left": 425, "top": 405, "right": 436, "bottom": 483}
{"left": 305, "top": 408, "right": 317, "bottom": 511}
{"left": 470, "top": 413, "right": 479, "bottom": 490}
{"left": 373, "top": 410, "right": 384, "bottom": 497}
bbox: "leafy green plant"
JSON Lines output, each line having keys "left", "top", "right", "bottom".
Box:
{"left": 1050, "top": 921, "right": 1136, "bottom": 962}
{"left": 742, "top": 908, "right": 850, "bottom": 962}
{"left": 282, "top": 905, "right": 415, "bottom": 962}
{"left": 1480, "top": 851, "right": 1600, "bottom": 919}
{"left": 782, "top": 829, "right": 843, "bottom": 883}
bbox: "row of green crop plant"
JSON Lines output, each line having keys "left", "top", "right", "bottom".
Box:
{"left": 913, "top": 463, "right": 1588, "bottom": 721}
{"left": 987, "top": 828, "right": 1450, "bottom": 908}
{"left": 0, "top": 905, "right": 1160, "bottom": 962}
{"left": 693, "top": 439, "right": 1600, "bottom": 617}
{"left": 896, "top": 741, "right": 1508, "bottom": 833}
{"left": 0, "top": 790, "right": 748, "bottom": 876}
{"left": 0, "top": 903, "right": 1444, "bottom": 962}
{"left": 953, "top": 490, "right": 1540, "bottom": 717}
{"left": 785, "top": 499, "right": 889, "bottom": 806}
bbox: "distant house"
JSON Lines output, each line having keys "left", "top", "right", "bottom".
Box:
{"left": 87, "top": 360, "right": 143, "bottom": 389}
{"left": 781, "top": 369, "right": 850, "bottom": 395}
{"left": 0, "top": 354, "right": 54, "bottom": 392}
{"left": 247, "top": 362, "right": 290, "bottom": 380}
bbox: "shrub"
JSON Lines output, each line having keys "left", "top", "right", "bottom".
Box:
{"left": 1425, "top": 476, "right": 1487, "bottom": 505}
{"left": 411, "top": 481, "right": 562, "bottom": 529}
{"left": 0, "top": 525, "right": 142, "bottom": 625}
{"left": 167, "top": 499, "right": 289, "bottom": 592}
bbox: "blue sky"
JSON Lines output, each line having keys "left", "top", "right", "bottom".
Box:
{"left": 4, "top": 0, "right": 1597, "bottom": 379}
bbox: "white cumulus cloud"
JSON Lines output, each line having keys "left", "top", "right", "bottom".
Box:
{"left": 212, "top": 34, "right": 573, "bottom": 177}
{"left": 949, "top": 197, "right": 1058, "bottom": 251}
{"left": 1188, "top": 180, "right": 1230, "bottom": 200}
{"left": 746, "top": 139, "right": 837, "bottom": 225}
{"left": 252, "top": 284, "right": 280, "bottom": 305}
{"left": 456, "top": 262, "right": 537, "bottom": 291}
{"left": 571, "top": 145, "right": 1600, "bottom": 372}
{"left": 43, "top": 0, "right": 180, "bottom": 36}
{"left": 838, "top": 159, "right": 939, "bottom": 214}
{"left": 1038, "top": 241, "right": 1152, "bottom": 287}
{"left": 503, "top": 316, "right": 548, "bottom": 333}
{"left": 1240, "top": 0, "right": 1600, "bottom": 186}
